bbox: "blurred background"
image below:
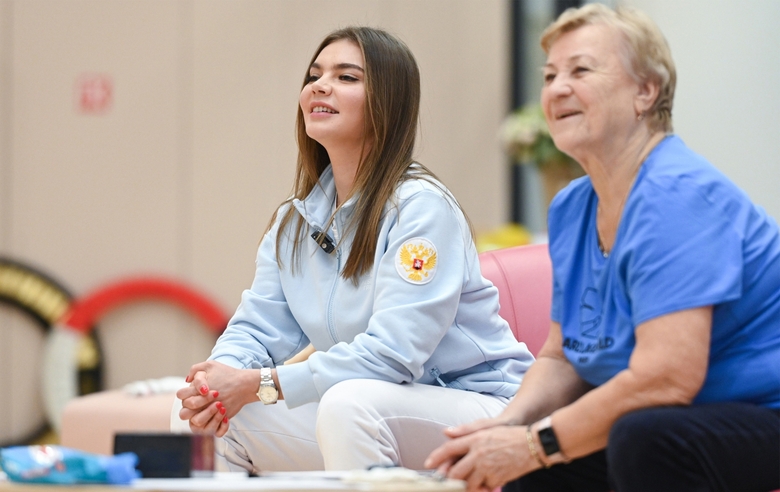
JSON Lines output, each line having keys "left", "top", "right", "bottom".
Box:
{"left": 1, "top": 0, "right": 778, "bottom": 446}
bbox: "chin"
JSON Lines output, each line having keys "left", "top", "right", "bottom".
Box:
{"left": 549, "top": 137, "right": 573, "bottom": 156}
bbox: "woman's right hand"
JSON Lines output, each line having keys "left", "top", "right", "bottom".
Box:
{"left": 176, "top": 370, "right": 230, "bottom": 436}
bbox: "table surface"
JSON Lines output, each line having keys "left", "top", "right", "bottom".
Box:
{"left": 0, "top": 474, "right": 466, "bottom": 492}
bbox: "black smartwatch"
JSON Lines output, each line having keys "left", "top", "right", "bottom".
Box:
{"left": 535, "top": 416, "right": 570, "bottom": 464}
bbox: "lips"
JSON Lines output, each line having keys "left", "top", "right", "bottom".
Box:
{"left": 556, "top": 110, "right": 582, "bottom": 120}
{"left": 311, "top": 105, "right": 338, "bottom": 114}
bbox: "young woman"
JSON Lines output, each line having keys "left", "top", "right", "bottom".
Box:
{"left": 175, "top": 26, "right": 534, "bottom": 474}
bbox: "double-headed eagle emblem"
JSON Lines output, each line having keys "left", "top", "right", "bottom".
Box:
{"left": 396, "top": 238, "right": 438, "bottom": 284}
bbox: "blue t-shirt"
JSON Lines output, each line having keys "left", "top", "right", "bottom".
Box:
{"left": 549, "top": 135, "right": 780, "bottom": 408}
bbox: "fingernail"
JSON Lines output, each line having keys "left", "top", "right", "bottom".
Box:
{"left": 212, "top": 390, "right": 219, "bottom": 398}
{"left": 223, "top": 417, "right": 228, "bottom": 424}
{"left": 199, "top": 385, "right": 208, "bottom": 395}
{"left": 219, "top": 407, "right": 226, "bottom": 415}
{"left": 185, "top": 376, "right": 191, "bottom": 383}
{"left": 216, "top": 401, "right": 223, "bottom": 409}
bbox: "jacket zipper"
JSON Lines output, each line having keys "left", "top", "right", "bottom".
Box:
{"left": 326, "top": 214, "right": 341, "bottom": 344}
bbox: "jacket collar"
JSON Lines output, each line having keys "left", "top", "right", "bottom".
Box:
{"left": 292, "top": 165, "right": 357, "bottom": 230}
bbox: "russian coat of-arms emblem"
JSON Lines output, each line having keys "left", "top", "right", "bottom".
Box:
{"left": 395, "top": 238, "right": 438, "bottom": 284}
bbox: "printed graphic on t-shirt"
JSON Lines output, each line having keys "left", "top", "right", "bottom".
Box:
{"left": 562, "top": 286, "right": 614, "bottom": 364}
{"left": 579, "top": 287, "right": 601, "bottom": 338}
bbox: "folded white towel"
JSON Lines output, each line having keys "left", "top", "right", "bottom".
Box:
{"left": 123, "top": 376, "right": 188, "bottom": 396}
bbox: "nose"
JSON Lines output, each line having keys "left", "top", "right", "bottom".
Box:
{"left": 311, "top": 77, "right": 331, "bottom": 95}
{"left": 545, "top": 75, "right": 572, "bottom": 98}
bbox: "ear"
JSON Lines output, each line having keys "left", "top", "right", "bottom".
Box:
{"left": 634, "top": 78, "right": 660, "bottom": 117}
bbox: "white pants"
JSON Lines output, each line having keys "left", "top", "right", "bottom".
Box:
{"left": 172, "top": 379, "right": 507, "bottom": 474}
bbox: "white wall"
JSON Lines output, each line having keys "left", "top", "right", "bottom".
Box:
{"left": 627, "top": 0, "right": 780, "bottom": 220}
{"left": 521, "top": 0, "right": 780, "bottom": 230}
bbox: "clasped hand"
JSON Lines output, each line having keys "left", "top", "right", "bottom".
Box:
{"left": 424, "top": 417, "right": 539, "bottom": 492}
{"left": 177, "top": 360, "right": 255, "bottom": 437}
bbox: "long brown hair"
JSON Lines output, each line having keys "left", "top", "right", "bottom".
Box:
{"left": 271, "top": 26, "right": 438, "bottom": 282}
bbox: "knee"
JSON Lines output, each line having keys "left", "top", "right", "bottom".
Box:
{"left": 609, "top": 408, "right": 651, "bottom": 453}
{"left": 316, "top": 380, "right": 398, "bottom": 469}
{"left": 318, "top": 379, "right": 373, "bottom": 413}
{"left": 610, "top": 407, "right": 662, "bottom": 459}
{"left": 316, "top": 380, "right": 380, "bottom": 436}
{"left": 170, "top": 395, "right": 191, "bottom": 433}
{"left": 607, "top": 406, "right": 689, "bottom": 476}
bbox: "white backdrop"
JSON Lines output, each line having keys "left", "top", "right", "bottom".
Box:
{"left": 626, "top": 0, "right": 779, "bottom": 220}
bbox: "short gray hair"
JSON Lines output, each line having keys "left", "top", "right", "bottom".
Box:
{"left": 541, "top": 3, "right": 676, "bottom": 133}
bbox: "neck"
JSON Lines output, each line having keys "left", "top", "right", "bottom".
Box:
{"left": 324, "top": 141, "right": 368, "bottom": 206}
{"left": 587, "top": 130, "right": 666, "bottom": 256}
{"left": 584, "top": 130, "right": 665, "bottom": 208}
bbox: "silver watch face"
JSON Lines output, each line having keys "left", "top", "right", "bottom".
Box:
{"left": 259, "top": 385, "right": 278, "bottom": 404}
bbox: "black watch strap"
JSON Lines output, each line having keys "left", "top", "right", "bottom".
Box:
{"left": 535, "top": 416, "right": 570, "bottom": 464}
{"left": 537, "top": 422, "right": 562, "bottom": 456}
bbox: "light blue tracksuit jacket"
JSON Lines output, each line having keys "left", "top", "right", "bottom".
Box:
{"left": 209, "top": 165, "right": 535, "bottom": 408}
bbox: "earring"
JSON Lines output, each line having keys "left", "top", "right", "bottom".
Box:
{"left": 637, "top": 111, "right": 645, "bottom": 121}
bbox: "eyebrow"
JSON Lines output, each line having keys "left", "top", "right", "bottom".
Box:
{"left": 310, "top": 62, "right": 365, "bottom": 72}
{"left": 544, "top": 54, "right": 594, "bottom": 69}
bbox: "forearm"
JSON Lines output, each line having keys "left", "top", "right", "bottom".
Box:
{"left": 229, "top": 367, "right": 286, "bottom": 404}
{"left": 500, "top": 355, "right": 592, "bottom": 426}
{"left": 224, "top": 368, "right": 265, "bottom": 408}
{"left": 499, "top": 322, "right": 592, "bottom": 425}
{"left": 552, "top": 365, "right": 695, "bottom": 458}
{"left": 550, "top": 307, "right": 711, "bottom": 460}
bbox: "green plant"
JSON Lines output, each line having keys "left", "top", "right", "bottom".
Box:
{"left": 499, "top": 104, "right": 575, "bottom": 168}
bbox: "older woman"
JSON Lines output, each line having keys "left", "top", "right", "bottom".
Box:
{"left": 426, "top": 5, "right": 780, "bottom": 492}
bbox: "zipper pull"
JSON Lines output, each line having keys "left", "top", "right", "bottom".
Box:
{"left": 429, "top": 367, "right": 447, "bottom": 387}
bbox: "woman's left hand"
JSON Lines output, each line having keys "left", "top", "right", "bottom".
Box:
{"left": 425, "top": 425, "right": 539, "bottom": 492}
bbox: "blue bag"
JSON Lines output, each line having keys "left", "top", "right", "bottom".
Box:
{"left": 0, "top": 445, "right": 140, "bottom": 485}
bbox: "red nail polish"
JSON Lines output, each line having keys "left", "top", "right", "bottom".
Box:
{"left": 185, "top": 376, "right": 191, "bottom": 383}
{"left": 199, "top": 385, "right": 208, "bottom": 395}
{"left": 216, "top": 401, "right": 223, "bottom": 409}
{"left": 219, "top": 407, "right": 226, "bottom": 415}
{"left": 223, "top": 417, "right": 228, "bottom": 424}
{"left": 212, "top": 391, "right": 219, "bottom": 398}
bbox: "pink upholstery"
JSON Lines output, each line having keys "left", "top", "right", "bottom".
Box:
{"left": 479, "top": 243, "right": 552, "bottom": 356}
{"left": 60, "top": 389, "right": 175, "bottom": 455}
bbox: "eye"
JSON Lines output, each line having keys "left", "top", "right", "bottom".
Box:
{"left": 339, "top": 74, "right": 360, "bottom": 82}
{"left": 573, "top": 66, "right": 590, "bottom": 75}
{"left": 543, "top": 72, "right": 556, "bottom": 84}
{"left": 305, "top": 73, "right": 320, "bottom": 84}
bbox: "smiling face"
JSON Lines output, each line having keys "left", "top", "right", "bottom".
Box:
{"left": 541, "top": 23, "right": 645, "bottom": 163}
{"left": 299, "top": 39, "right": 368, "bottom": 152}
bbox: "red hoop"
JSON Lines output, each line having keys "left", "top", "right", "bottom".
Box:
{"left": 59, "top": 277, "right": 228, "bottom": 334}
{"left": 45, "top": 276, "right": 229, "bottom": 432}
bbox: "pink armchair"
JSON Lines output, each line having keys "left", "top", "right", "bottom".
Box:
{"left": 479, "top": 243, "right": 552, "bottom": 356}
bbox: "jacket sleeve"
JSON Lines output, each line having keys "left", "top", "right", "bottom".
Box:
{"left": 208, "top": 215, "right": 310, "bottom": 370}
{"left": 277, "top": 187, "right": 473, "bottom": 407}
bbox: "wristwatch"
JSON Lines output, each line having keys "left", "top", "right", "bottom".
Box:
{"left": 256, "top": 367, "right": 278, "bottom": 405}
{"left": 535, "top": 416, "right": 570, "bottom": 465}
